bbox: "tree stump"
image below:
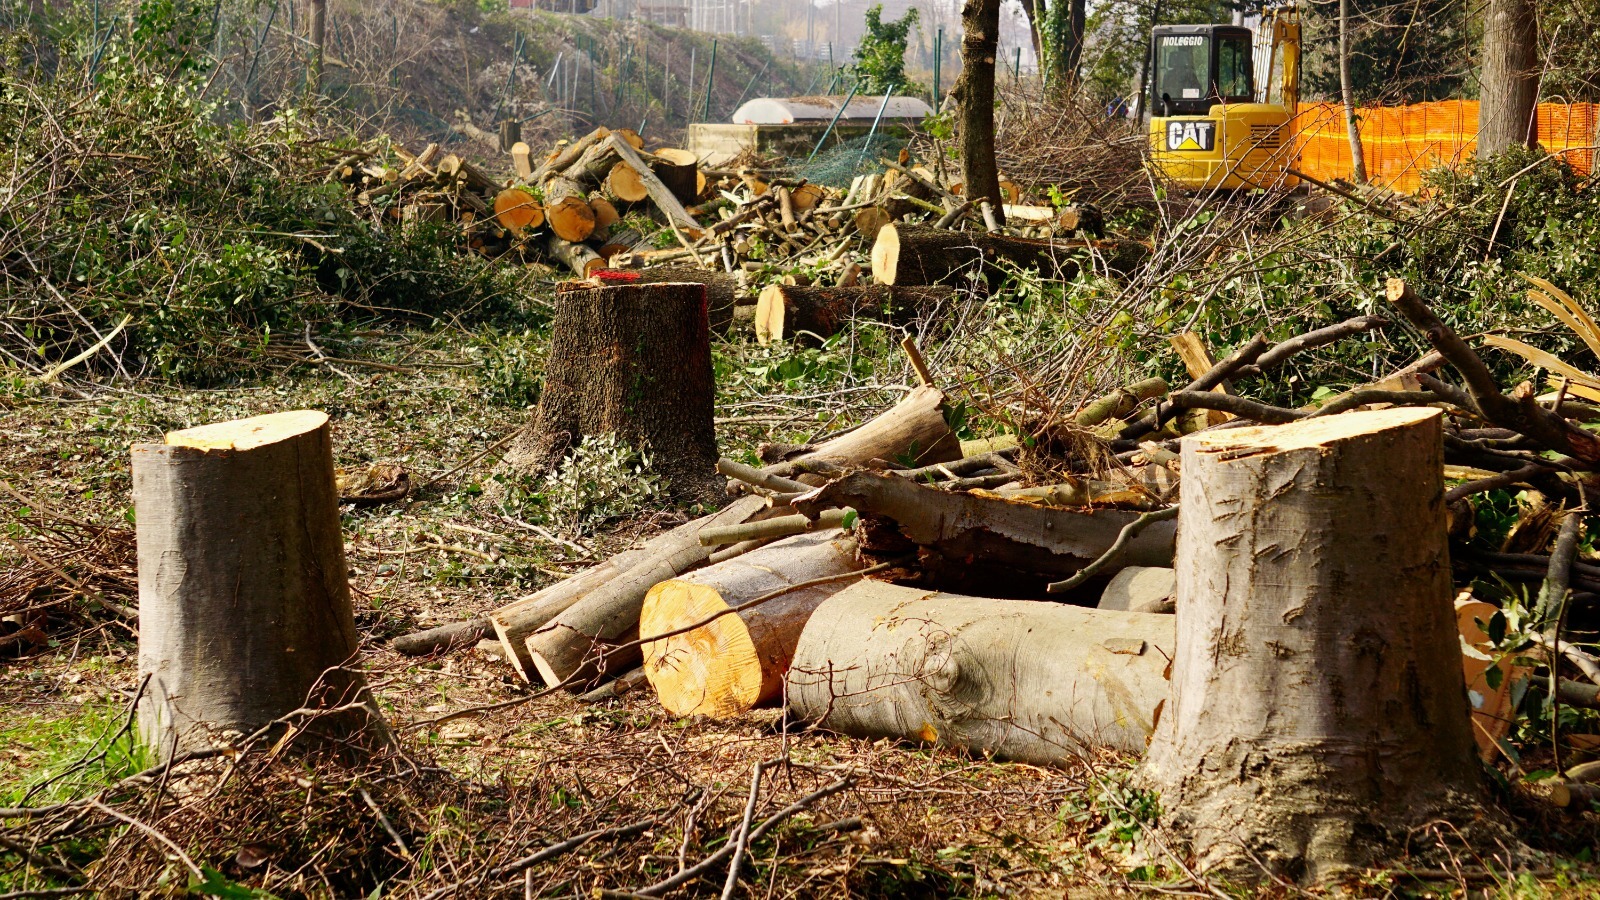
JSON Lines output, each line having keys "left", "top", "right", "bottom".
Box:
{"left": 132, "top": 411, "right": 384, "bottom": 760}
{"left": 499, "top": 282, "right": 720, "bottom": 502}
{"left": 1139, "top": 407, "right": 1490, "bottom": 881}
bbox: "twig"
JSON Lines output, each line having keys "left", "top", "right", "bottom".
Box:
{"left": 721, "top": 759, "right": 770, "bottom": 900}
{"left": 1443, "top": 463, "right": 1551, "bottom": 503}
{"left": 1047, "top": 507, "right": 1179, "bottom": 593}
{"left": 359, "top": 787, "right": 411, "bottom": 860}
{"left": 88, "top": 800, "right": 204, "bottom": 881}
{"left": 900, "top": 335, "right": 935, "bottom": 388}
{"left": 418, "top": 816, "right": 658, "bottom": 900}
{"left": 418, "top": 429, "right": 521, "bottom": 491}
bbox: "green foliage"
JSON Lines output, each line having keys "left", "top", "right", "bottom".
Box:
{"left": 0, "top": 701, "right": 152, "bottom": 807}
{"left": 850, "top": 4, "right": 920, "bottom": 95}
{"left": 537, "top": 433, "right": 668, "bottom": 533}
{"left": 1058, "top": 772, "right": 1162, "bottom": 865}
{"left": 474, "top": 328, "right": 547, "bottom": 407}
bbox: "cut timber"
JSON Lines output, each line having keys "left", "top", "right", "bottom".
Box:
{"left": 132, "top": 411, "right": 384, "bottom": 760}
{"left": 511, "top": 141, "right": 534, "bottom": 179}
{"left": 605, "top": 160, "right": 650, "bottom": 202}
{"left": 491, "top": 545, "right": 650, "bottom": 681}
{"left": 1140, "top": 408, "right": 1491, "bottom": 882}
{"left": 493, "top": 188, "right": 544, "bottom": 234}
{"left": 790, "top": 183, "right": 825, "bottom": 211}
{"left": 498, "top": 283, "right": 719, "bottom": 500}
{"left": 393, "top": 618, "right": 493, "bottom": 656}
{"left": 648, "top": 154, "right": 699, "bottom": 205}
{"left": 592, "top": 267, "right": 742, "bottom": 333}
{"left": 754, "top": 284, "right": 955, "bottom": 346}
{"left": 608, "top": 137, "right": 704, "bottom": 238}
{"left": 543, "top": 176, "right": 597, "bottom": 242}
{"left": 872, "top": 223, "right": 1085, "bottom": 286}
{"left": 794, "top": 471, "right": 1175, "bottom": 591}
{"left": 786, "top": 582, "right": 1174, "bottom": 760}
{"left": 526, "top": 494, "right": 768, "bottom": 688}
{"left": 588, "top": 194, "right": 621, "bottom": 230}
{"left": 762, "top": 385, "right": 962, "bottom": 478}
{"left": 537, "top": 127, "right": 610, "bottom": 180}
{"left": 853, "top": 207, "right": 891, "bottom": 238}
{"left": 544, "top": 233, "right": 604, "bottom": 277}
{"left": 640, "top": 531, "right": 862, "bottom": 717}
{"left": 652, "top": 147, "right": 699, "bottom": 166}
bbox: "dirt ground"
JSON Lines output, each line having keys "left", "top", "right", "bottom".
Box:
{"left": 2, "top": 327, "right": 1597, "bottom": 898}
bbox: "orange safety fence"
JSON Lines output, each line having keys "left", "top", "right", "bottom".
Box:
{"left": 1292, "top": 100, "right": 1599, "bottom": 194}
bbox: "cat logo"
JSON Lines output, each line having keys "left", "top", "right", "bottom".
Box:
{"left": 1166, "top": 120, "right": 1215, "bottom": 152}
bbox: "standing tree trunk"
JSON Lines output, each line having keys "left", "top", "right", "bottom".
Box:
{"left": 1038, "top": 0, "right": 1086, "bottom": 95}
{"left": 308, "top": 0, "right": 326, "bottom": 96}
{"left": 1139, "top": 408, "right": 1490, "bottom": 881}
{"left": 1478, "top": 0, "right": 1539, "bottom": 158}
{"left": 132, "top": 411, "right": 384, "bottom": 760}
{"left": 498, "top": 283, "right": 720, "bottom": 502}
{"left": 949, "top": 0, "right": 1005, "bottom": 225}
{"left": 1339, "top": 0, "right": 1368, "bottom": 183}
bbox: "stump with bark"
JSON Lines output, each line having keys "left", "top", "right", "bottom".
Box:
{"left": 132, "top": 411, "right": 385, "bottom": 759}
{"left": 498, "top": 282, "right": 720, "bottom": 502}
{"left": 592, "top": 267, "right": 743, "bottom": 333}
{"left": 640, "top": 531, "right": 862, "bottom": 717}
{"left": 1139, "top": 407, "right": 1492, "bottom": 881}
{"left": 786, "top": 582, "right": 1174, "bottom": 760}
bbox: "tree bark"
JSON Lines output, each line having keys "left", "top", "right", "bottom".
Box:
{"left": 498, "top": 283, "right": 720, "bottom": 502}
{"left": 786, "top": 582, "right": 1175, "bottom": 760}
{"left": 132, "top": 411, "right": 383, "bottom": 760}
{"left": 950, "top": 0, "right": 1005, "bottom": 224}
{"left": 640, "top": 531, "right": 862, "bottom": 717}
{"left": 759, "top": 385, "right": 963, "bottom": 478}
{"left": 754, "top": 284, "right": 955, "bottom": 345}
{"left": 592, "top": 267, "right": 743, "bottom": 333}
{"left": 536, "top": 127, "right": 611, "bottom": 181}
{"left": 1139, "top": 408, "right": 1490, "bottom": 881}
{"left": 1477, "top": 0, "right": 1539, "bottom": 158}
{"left": 544, "top": 233, "right": 603, "bottom": 278}
{"left": 1339, "top": 0, "right": 1368, "bottom": 183}
{"left": 524, "top": 495, "right": 769, "bottom": 688}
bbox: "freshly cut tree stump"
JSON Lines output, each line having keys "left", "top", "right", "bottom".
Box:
{"left": 754, "top": 284, "right": 955, "bottom": 346}
{"left": 525, "top": 494, "right": 768, "bottom": 688}
{"left": 132, "top": 411, "right": 384, "bottom": 759}
{"left": 1139, "top": 408, "right": 1490, "bottom": 881}
{"left": 592, "top": 267, "right": 743, "bottom": 333}
{"left": 870, "top": 223, "right": 1079, "bottom": 285}
{"left": 786, "top": 582, "right": 1175, "bottom": 760}
{"left": 647, "top": 152, "right": 699, "bottom": 205}
{"left": 498, "top": 282, "right": 720, "bottom": 501}
{"left": 640, "top": 531, "right": 862, "bottom": 717}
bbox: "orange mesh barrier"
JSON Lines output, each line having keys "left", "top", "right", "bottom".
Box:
{"left": 1292, "top": 101, "right": 1599, "bottom": 194}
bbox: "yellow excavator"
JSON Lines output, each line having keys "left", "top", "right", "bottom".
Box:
{"left": 1146, "top": 5, "right": 1301, "bottom": 190}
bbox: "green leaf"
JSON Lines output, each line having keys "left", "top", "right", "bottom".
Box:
{"left": 1484, "top": 663, "right": 1503, "bottom": 691}
{"left": 1488, "top": 611, "right": 1507, "bottom": 646}
{"left": 840, "top": 508, "right": 858, "bottom": 530}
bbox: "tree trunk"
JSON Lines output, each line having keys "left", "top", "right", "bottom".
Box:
{"left": 308, "top": 0, "right": 326, "bottom": 95}
{"left": 543, "top": 175, "right": 598, "bottom": 242}
{"left": 871, "top": 223, "right": 1086, "bottom": 285}
{"left": 754, "top": 284, "right": 955, "bottom": 345}
{"left": 950, "top": 0, "right": 1005, "bottom": 225}
{"left": 132, "top": 411, "right": 384, "bottom": 760}
{"left": 536, "top": 127, "right": 611, "bottom": 181}
{"left": 1477, "top": 0, "right": 1539, "bottom": 158}
{"left": 1339, "top": 0, "right": 1368, "bottom": 183}
{"left": 640, "top": 531, "right": 862, "bottom": 717}
{"left": 1139, "top": 408, "right": 1489, "bottom": 881}
{"left": 544, "top": 233, "right": 603, "bottom": 278}
{"left": 498, "top": 283, "right": 720, "bottom": 502}
{"left": 524, "top": 495, "right": 769, "bottom": 688}
{"left": 490, "top": 544, "right": 651, "bottom": 681}
{"left": 786, "top": 581, "right": 1175, "bottom": 760}
{"left": 592, "top": 267, "right": 743, "bottom": 333}
{"left": 760, "top": 385, "right": 963, "bottom": 478}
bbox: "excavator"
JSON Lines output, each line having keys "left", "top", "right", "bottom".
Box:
{"left": 1146, "top": 5, "right": 1301, "bottom": 190}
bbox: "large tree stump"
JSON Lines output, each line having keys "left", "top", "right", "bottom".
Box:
{"left": 499, "top": 282, "right": 720, "bottom": 501}
{"left": 786, "top": 582, "right": 1174, "bottom": 760}
{"left": 132, "top": 411, "right": 384, "bottom": 759}
{"left": 1139, "top": 407, "right": 1490, "bottom": 881}
{"left": 593, "top": 267, "right": 743, "bottom": 334}
{"left": 640, "top": 531, "right": 862, "bottom": 717}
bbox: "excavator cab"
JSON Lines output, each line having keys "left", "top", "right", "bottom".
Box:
{"left": 1147, "top": 8, "right": 1301, "bottom": 190}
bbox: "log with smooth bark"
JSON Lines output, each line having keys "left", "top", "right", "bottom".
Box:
{"left": 754, "top": 284, "right": 955, "bottom": 345}
{"left": 132, "top": 411, "right": 384, "bottom": 759}
{"left": 760, "top": 385, "right": 962, "bottom": 479}
{"left": 872, "top": 223, "right": 1084, "bottom": 285}
{"left": 537, "top": 127, "right": 610, "bottom": 180}
{"left": 640, "top": 531, "right": 862, "bottom": 717}
{"left": 786, "top": 582, "right": 1174, "bottom": 759}
{"left": 1139, "top": 408, "right": 1491, "bottom": 881}
{"left": 544, "top": 233, "right": 604, "bottom": 277}
{"left": 793, "top": 471, "right": 1175, "bottom": 589}
{"left": 525, "top": 495, "right": 768, "bottom": 688}
{"left": 491, "top": 545, "right": 650, "bottom": 681}
{"left": 608, "top": 137, "right": 704, "bottom": 237}
{"left": 497, "top": 283, "right": 719, "bottom": 500}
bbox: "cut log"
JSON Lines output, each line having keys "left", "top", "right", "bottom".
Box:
{"left": 511, "top": 141, "right": 534, "bottom": 179}
{"left": 491, "top": 544, "right": 651, "bottom": 681}
{"left": 648, "top": 154, "right": 699, "bottom": 206}
{"left": 591, "top": 267, "right": 742, "bottom": 333}
{"left": 561, "top": 137, "right": 632, "bottom": 185}
{"left": 1139, "top": 408, "right": 1491, "bottom": 881}
{"left": 132, "top": 411, "right": 384, "bottom": 760}
{"left": 871, "top": 223, "right": 1083, "bottom": 285}
{"left": 544, "top": 233, "right": 604, "bottom": 278}
{"left": 393, "top": 618, "right": 493, "bottom": 656}
{"left": 605, "top": 160, "right": 651, "bottom": 202}
{"left": 588, "top": 194, "right": 621, "bottom": 230}
{"left": 607, "top": 137, "right": 704, "bottom": 238}
{"left": 498, "top": 283, "right": 719, "bottom": 500}
{"left": 436, "top": 153, "right": 504, "bottom": 194}
{"left": 786, "top": 582, "right": 1175, "bottom": 760}
{"left": 536, "top": 127, "right": 610, "bottom": 180}
{"left": 853, "top": 207, "right": 891, "bottom": 238}
{"left": 761, "top": 385, "right": 963, "bottom": 478}
{"left": 791, "top": 183, "right": 826, "bottom": 211}
{"left": 543, "top": 176, "right": 597, "bottom": 242}
{"left": 640, "top": 531, "right": 862, "bottom": 717}
{"left": 754, "top": 284, "right": 955, "bottom": 345}
{"left": 493, "top": 188, "right": 544, "bottom": 234}
{"left": 525, "top": 494, "right": 768, "bottom": 688}
{"left": 793, "top": 471, "right": 1175, "bottom": 592}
